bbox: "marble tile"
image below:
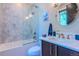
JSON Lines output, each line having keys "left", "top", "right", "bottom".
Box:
{"left": 0, "top": 4, "right": 34, "bottom": 44}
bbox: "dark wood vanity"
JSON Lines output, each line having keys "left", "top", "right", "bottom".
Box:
{"left": 41, "top": 37, "right": 79, "bottom": 56}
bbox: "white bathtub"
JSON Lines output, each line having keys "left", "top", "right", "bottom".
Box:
{"left": 0, "top": 39, "right": 36, "bottom": 52}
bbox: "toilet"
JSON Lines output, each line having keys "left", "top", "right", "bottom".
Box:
{"left": 27, "top": 45, "right": 40, "bottom": 56}
{"left": 27, "top": 38, "right": 41, "bottom": 56}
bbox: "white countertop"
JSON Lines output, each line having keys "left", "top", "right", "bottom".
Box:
{"left": 40, "top": 36, "right": 79, "bottom": 52}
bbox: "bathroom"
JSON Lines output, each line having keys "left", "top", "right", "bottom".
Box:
{"left": 0, "top": 3, "right": 79, "bottom": 56}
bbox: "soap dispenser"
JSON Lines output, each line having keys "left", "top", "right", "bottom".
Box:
{"left": 48, "top": 23, "right": 53, "bottom": 36}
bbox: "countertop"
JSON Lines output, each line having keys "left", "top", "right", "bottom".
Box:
{"left": 40, "top": 36, "right": 79, "bottom": 52}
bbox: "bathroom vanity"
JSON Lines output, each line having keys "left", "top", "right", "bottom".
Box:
{"left": 40, "top": 37, "right": 79, "bottom": 56}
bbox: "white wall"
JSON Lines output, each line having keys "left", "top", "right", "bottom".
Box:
{"left": 42, "top": 4, "right": 79, "bottom": 35}
{"left": 52, "top": 4, "right": 79, "bottom": 35}
{"left": 36, "top": 4, "right": 50, "bottom": 38}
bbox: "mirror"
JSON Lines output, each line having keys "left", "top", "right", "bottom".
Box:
{"left": 59, "top": 3, "right": 78, "bottom": 26}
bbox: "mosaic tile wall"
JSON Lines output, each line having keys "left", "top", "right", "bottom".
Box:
{"left": 0, "top": 4, "right": 35, "bottom": 44}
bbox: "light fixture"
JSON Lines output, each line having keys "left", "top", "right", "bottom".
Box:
{"left": 25, "top": 16, "right": 29, "bottom": 20}
{"left": 25, "top": 13, "right": 33, "bottom": 20}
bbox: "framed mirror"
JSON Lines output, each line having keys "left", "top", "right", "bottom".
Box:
{"left": 59, "top": 3, "right": 78, "bottom": 26}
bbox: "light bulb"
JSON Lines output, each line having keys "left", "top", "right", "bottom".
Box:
{"left": 25, "top": 13, "right": 33, "bottom": 20}
{"left": 25, "top": 16, "right": 29, "bottom": 19}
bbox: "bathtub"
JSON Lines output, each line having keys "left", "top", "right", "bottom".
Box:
{"left": 0, "top": 39, "right": 36, "bottom": 52}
